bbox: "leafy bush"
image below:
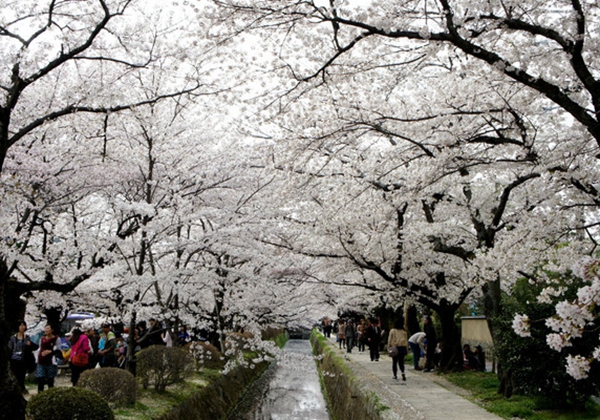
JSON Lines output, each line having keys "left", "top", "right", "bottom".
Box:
{"left": 137, "top": 345, "right": 194, "bottom": 392}
{"left": 78, "top": 367, "right": 137, "bottom": 406}
{"left": 26, "top": 387, "right": 114, "bottom": 420}
{"left": 187, "top": 341, "right": 224, "bottom": 370}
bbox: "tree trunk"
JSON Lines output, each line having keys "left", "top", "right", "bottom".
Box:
{"left": 497, "top": 364, "right": 515, "bottom": 397}
{"left": 125, "top": 310, "right": 137, "bottom": 375}
{"left": 436, "top": 300, "right": 463, "bottom": 372}
{"left": 0, "top": 259, "right": 27, "bottom": 420}
{"left": 483, "top": 276, "right": 514, "bottom": 397}
{"left": 406, "top": 303, "right": 421, "bottom": 336}
{"left": 213, "top": 287, "right": 227, "bottom": 353}
{"left": 43, "top": 307, "right": 63, "bottom": 334}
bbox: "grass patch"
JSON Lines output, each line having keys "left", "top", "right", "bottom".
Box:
{"left": 367, "top": 391, "right": 390, "bottom": 414}
{"left": 441, "top": 370, "right": 600, "bottom": 420}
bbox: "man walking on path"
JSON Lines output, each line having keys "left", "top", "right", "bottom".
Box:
{"left": 345, "top": 320, "right": 356, "bottom": 353}
{"left": 365, "top": 318, "right": 382, "bottom": 362}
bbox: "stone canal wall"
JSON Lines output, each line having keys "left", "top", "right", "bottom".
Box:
{"left": 310, "top": 332, "right": 387, "bottom": 420}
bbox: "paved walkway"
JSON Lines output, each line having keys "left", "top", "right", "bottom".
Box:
{"left": 325, "top": 336, "right": 503, "bottom": 420}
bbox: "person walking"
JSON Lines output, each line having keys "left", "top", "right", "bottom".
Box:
{"left": 408, "top": 331, "right": 426, "bottom": 370}
{"left": 357, "top": 319, "right": 366, "bottom": 353}
{"left": 423, "top": 316, "right": 438, "bottom": 372}
{"left": 8, "top": 320, "right": 38, "bottom": 392}
{"left": 36, "top": 324, "right": 61, "bottom": 392}
{"left": 337, "top": 319, "right": 346, "bottom": 350}
{"left": 69, "top": 328, "right": 91, "bottom": 386}
{"left": 387, "top": 319, "right": 408, "bottom": 381}
{"left": 365, "top": 318, "right": 382, "bottom": 362}
{"left": 344, "top": 319, "right": 356, "bottom": 353}
{"left": 323, "top": 318, "right": 332, "bottom": 338}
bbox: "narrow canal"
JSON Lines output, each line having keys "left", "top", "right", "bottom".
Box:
{"left": 230, "top": 339, "right": 330, "bottom": 420}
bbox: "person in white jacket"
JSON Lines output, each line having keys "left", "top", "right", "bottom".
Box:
{"left": 408, "top": 331, "right": 426, "bottom": 370}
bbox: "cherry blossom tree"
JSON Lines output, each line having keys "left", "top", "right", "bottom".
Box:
{"left": 207, "top": 0, "right": 600, "bottom": 382}
{"left": 0, "top": 1, "right": 222, "bottom": 416}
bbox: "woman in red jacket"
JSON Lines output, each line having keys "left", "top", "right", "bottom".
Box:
{"left": 69, "top": 328, "right": 91, "bottom": 386}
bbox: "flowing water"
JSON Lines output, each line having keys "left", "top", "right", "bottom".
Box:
{"left": 230, "top": 339, "right": 330, "bottom": 420}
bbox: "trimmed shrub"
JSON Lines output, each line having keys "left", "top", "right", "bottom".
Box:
{"left": 187, "top": 341, "right": 224, "bottom": 370}
{"left": 78, "top": 367, "right": 137, "bottom": 406}
{"left": 26, "top": 387, "right": 114, "bottom": 420}
{"left": 137, "top": 345, "right": 194, "bottom": 392}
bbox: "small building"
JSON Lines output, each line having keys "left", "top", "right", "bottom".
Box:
{"left": 461, "top": 316, "right": 493, "bottom": 346}
{"left": 461, "top": 316, "right": 495, "bottom": 371}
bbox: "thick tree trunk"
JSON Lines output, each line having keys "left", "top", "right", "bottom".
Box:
{"left": 436, "top": 301, "right": 463, "bottom": 372}
{"left": 0, "top": 259, "right": 27, "bottom": 420}
{"left": 43, "top": 307, "right": 63, "bottom": 334}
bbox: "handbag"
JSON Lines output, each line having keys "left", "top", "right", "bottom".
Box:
{"left": 72, "top": 352, "right": 89, "bottom": 367}
{"left": 387, "top": 345, "right": 399, "bottom": 357}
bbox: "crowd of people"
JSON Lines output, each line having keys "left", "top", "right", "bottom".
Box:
{"left": 9, "top": 313, "right": 487, "bottom": 394}
{"left": 322, "top": 314, "right": 485, "bottom": 381}
{"left": 7, "top": 317, "right": 205, "bottom": 394}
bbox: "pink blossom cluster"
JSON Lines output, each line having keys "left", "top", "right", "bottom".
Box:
{"left": 512, "top": 314, "right": 531, "bottom": 338}
{"left": 546, "top": 333, "right": 570, "bottom": 352}
{"left": 565, "top": 355, "right": 591, "bottom": 381}
{"left": 512, "top": 258, "right": 600, "bottom": 380}
{"left": 545, "top": 301, "right": 593, "bottom": 341}
{"left": 545, "top": 258, "right": 600, "bottom": 379}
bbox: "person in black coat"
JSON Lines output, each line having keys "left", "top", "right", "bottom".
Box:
{"left": 365, "top": 318, "right": 382, "bottom": 362}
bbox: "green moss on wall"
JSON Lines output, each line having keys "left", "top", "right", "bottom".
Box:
{"left": 311, "top": 331, "right": 385, "bottom": 420}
